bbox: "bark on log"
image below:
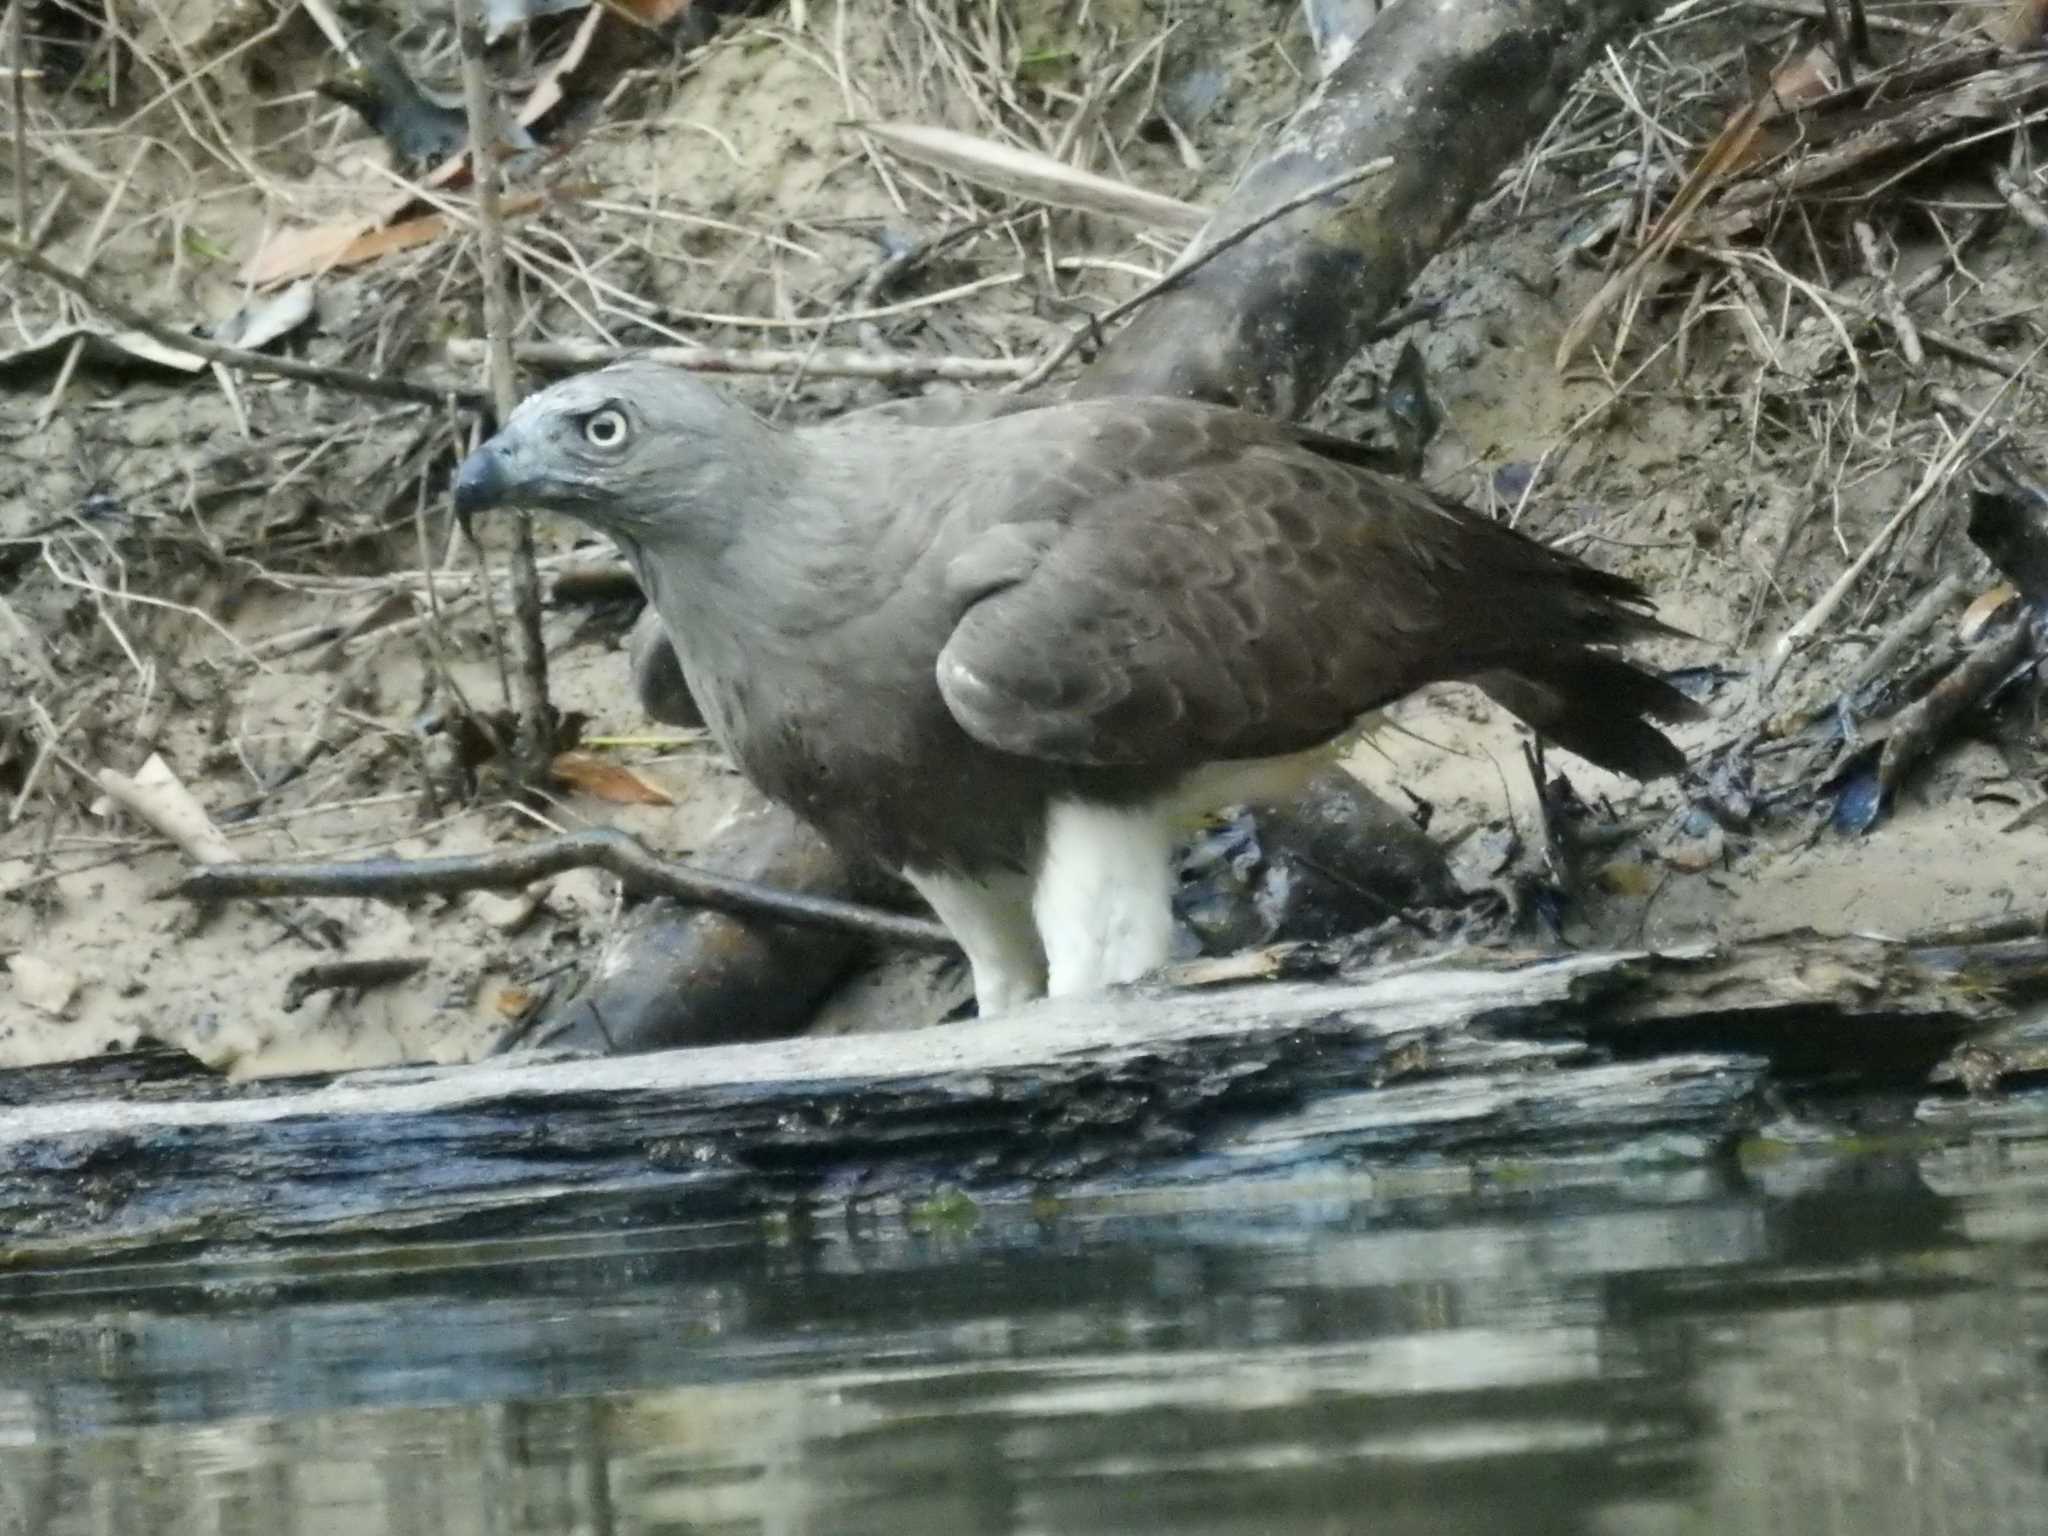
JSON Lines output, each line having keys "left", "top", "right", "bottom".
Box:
{"left": 9, "top": 927, "right": 2038, "bottom": 1270}
{"left": 547, "top": 0, "right": 1664, "bottom": 1051}
{"left": 0, "top": 951, "right": 1726, "bottom": 1267}
{"left": 1069, "top": 0, "right": 1664, "bottom": 413}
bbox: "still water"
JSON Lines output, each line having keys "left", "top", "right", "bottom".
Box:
{"left": 2, "top": 1111, "right": 2045, "bottom": 1536}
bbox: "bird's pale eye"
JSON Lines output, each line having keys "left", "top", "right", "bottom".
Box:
{"left": 583, "top": 408, "right": 629, "bottom": 449}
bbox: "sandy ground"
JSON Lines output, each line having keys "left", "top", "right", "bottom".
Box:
{"left": 3, "top": 0, "right": 2045, "bottom": 1077}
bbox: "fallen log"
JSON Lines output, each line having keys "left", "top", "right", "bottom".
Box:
{"left": 7, "top": 926, "right": 2037, "bottom": 1270}
{"left": 0, "top": 952, "right": 1727, "bottom": 1267}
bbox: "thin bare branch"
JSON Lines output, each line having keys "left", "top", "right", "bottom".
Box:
{"left": 0, "top": 235, "right": 475, "bottom": 408}
{"left": 159, "top": 827, "right": 958, "bottom": 951}
{"left": 446, "top": 337, "right": 1034, "bottom": 381}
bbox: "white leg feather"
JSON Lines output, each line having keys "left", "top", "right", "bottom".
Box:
{"left": 902, "top": 867, "right": 1046, "bottom": 1015}
{"left": 1033, "top": 799, "right": 1177, "bottom": 997}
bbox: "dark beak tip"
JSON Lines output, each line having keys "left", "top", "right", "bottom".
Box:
{"left": 453, "top": 444, "right": 507, "bottom": 517}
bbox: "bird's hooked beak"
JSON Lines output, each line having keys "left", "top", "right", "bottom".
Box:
{"left": 452, "top": 433, "right": 519, "bottom": 544}
{"left": 454, "top": 438, "right": 510, "bottom": 513}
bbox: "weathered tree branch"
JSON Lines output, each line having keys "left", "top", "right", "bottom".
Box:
{"left": 158, "top": 826, "right": 955, "bottom": 951}
{"left": 0, "top": 236, "right": 475, "bottom": 408}
{"left": 1071, "top": 0, "right": 1663, "bottom": 412}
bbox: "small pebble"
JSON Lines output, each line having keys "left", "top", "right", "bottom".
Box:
{"left": 1664, "top": 827, "right": 1725, "bottom": 873}
{"left": 468, "top": 887, "right": 544, "bottom": 932}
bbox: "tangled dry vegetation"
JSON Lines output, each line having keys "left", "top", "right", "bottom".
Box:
{"left": 2, "top": 0, "right": 2048, "bottom": 1075}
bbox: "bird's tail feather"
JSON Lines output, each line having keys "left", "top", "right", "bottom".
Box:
{"left": 1423, "top": 501, "right": 1700, "bottom": 780}
{"left": 1475, "top": 657, "right": 1702, "bottom": 781}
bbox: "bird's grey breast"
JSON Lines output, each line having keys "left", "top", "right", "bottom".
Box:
{"left": 618, "top": 448, "right": 1040, "bottom": 869}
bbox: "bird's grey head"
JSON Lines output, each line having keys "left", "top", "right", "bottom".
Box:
{"left": 452, "top": 361, "right": 777, "bottom": 551}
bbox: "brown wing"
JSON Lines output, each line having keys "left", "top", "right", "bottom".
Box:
{"left": 934, "top": 400, "right": 1697, "bottom": 778}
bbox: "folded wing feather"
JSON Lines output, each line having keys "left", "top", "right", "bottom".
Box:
{"left": 933, "top": 400, "right": 1700, "bottom": 778}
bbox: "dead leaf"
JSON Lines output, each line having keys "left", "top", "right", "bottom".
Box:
{"left": 210, "top": 280, "right": 317, "bottom": 350}
{"left": 242, "top": 192, "right": 550, "bottom": 286}
{"left": 241, "top": 210, "right": 393, "bottom": 286}
{"left": 550, "top": 750, "right": 675, "bottom": 805}
{"left": 490, "top": 984, "right": 537, "bottom": 1019}
{"left": 1959, "top": 583, "right": 2020, "bottom": 643}
{"left": 0, "top": 327, "right": 210, "bottom": 377}
{"left": 0, "top": 285, "right": 314, "bottom": 377}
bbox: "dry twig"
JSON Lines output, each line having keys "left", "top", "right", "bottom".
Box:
{"left": 1759, "top": 343, "right": 2044, "bottom": 691}
{"left": 446, "top": 337, "right": 1034, "bottom": 381}
{"left": 854, "top": 120, "right": 1212, "bottom": 232}
{"left": 1995, "top": 166, "right": 2048, "bottom": 240}
{"left": 1853, "top": 219, "right": 1923, "bottom": 369}
{"left": 5, "top": 0, "right": 25, "bottom": 242}
{"left": 1840, "top": 573, "right": 1964, "bottom": 699}
{"left": 159, "top": 827, "right": 958, "bottom": 951}
{"left": 1876, "top": 612, "right": 2034, "bottom": 798}
{"left": 451, "top": 0, "right": 556, "bottom": 779}
{"left": 0, "top": 235, "right": 474, "bottom": 408}
{"left": 284, "top": 956, "right": 428, "bottom": 1011}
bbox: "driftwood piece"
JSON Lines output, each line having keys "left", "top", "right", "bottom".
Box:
{"left": 10, "top": 926, "right": 2041, "bottom": 1270}
{"left": 0, "top": 950, "right": 1733, "bottom": 1268}
{"left": 1874, "top": 614, "right": 2033, "bottom": 802}
{"left": 1578, "top": 932, "right": 2048, "bottom": 1079}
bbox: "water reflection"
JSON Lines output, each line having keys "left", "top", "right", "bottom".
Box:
{"left": 3, "top": 1112, "right": 2046, "bottom": 1536}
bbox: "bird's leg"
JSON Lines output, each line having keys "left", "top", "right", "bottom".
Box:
{"left": 901, "top": 867, "right": 1047, "bottom": 1015}
{"left": 1033, "top": 799, "right": 1176, "bottom": 998}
